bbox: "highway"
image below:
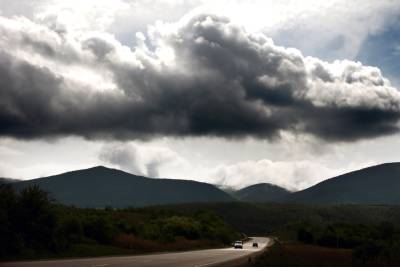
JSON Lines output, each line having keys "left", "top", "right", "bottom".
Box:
{"left": 2, "top": 237, "right": 271, "bottom": 267}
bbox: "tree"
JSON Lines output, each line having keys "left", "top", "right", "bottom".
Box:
{"left": 15, "top": 185, "right": 57, "bottom": 250}
{"left": 0, "top": 185, "right": 22, "bottom": 256}
{"left": 297, "top": 227, "right": 314, "bottom": 244}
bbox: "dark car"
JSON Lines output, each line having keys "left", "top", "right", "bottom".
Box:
{"left": 252, "top": 242, "right": 258, "bottom": 248}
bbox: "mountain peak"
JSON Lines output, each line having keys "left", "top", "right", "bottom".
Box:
{"left": 243, "top": 183, "right": 290, "bottom": 190}
{"left": 86, "top": 165, "right": 117, "bottom": 171}
{"left": 234, "top": 182, "right": 291, "bottom": 203}
{"left": 76, "top": 166, "right": 134, "bottom": 176}
{"left": 286, "top": 162, "right": 400, "bottom": 204}
{"left": 13, "top": 166, "right": 234, "bottom": 208}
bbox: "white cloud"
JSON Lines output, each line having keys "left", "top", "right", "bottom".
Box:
{"left": 210, "top": 159, "right": 376, "bottom": 191}
{"left": 35, "top": 0, "right": 130, "bottom": 32}
{"left": 2, "top": 0, "right": 399, "bottom": 59}
{"left": 303, "top": 58, "right": 400, "bottom": 111}
{"left": 201, "top": 0, "right": 400, "bottom": 59}
{"left": 99, "top": 142, "right": 187, "bottom": 178}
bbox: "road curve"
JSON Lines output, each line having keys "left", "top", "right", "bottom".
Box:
{"left": 1, "top": 237, "right": 271, "bottom": 267}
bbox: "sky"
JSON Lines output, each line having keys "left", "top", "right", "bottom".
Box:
{"left": 1, "top": 0, "right": 400, "bottom": 191}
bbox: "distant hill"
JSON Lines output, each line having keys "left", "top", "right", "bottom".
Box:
{"left": 216, "top": 185, "right": 237, "bottom": 196}
{"left": 0, "top": 177, "right": 20, "bottom": 184}
{"left": 234, "top": 183, "right": 291, "bottom": 202}
{"left": 285, "top": 163, "right": 400, "bottom": 204}
{"left": 13, "top": 166, "right": 234, "bottom": 208}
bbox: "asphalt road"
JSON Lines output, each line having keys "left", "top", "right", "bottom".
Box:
{"left": 1, "top": 237, "right": 271, "bottom": 267}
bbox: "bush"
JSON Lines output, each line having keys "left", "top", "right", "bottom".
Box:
{"left": 297, "top": 227, "right": 314, "bottom": 244}
{"left": 83, "top": 216, "right": 117, "bottom": 244}
{"left": 161, "top": 216, "right": 201, "bottom": 241}
{"left": 54, "top": 217, "right": 84, "bottom": 250}
{"left": 114, "top": 234, "right": 158, "bottom": 250}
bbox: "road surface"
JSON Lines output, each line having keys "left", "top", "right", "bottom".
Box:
{"left": 1, "top": 237, "right": 271, "bottom": 267}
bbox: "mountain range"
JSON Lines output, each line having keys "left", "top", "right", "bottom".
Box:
{"left": 0, "top": 177, "right": 21, "bottom": 184}
{"left": 285, "top": 162, "right": 400, "bottom": 204}
{"left": 8, "top": 162, "right": 400, "bottom": 207}
{"left": 12, "top": 166, "right": 233, "bottom": 208}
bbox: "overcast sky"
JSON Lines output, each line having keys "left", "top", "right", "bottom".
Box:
{"left": 1, "top": 0, "right": 400, "bottom": 191}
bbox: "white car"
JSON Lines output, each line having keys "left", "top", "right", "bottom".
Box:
{"left": 234, "top": 241, "right": 243, "bottom": 249}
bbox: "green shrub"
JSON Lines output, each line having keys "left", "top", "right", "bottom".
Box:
{"left": 83, "top": 216, "right": 117, "bottom": 244}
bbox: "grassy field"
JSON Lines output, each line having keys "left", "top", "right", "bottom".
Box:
{"left": 253, "top": 243, "right": 353, "bottom": 267}
{"left": 252, "top": 242, "right": 400, "bottom": 267}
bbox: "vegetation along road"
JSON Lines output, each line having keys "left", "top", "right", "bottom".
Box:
{"left": 2, "top": 237, "right": 271, "bottom": 267}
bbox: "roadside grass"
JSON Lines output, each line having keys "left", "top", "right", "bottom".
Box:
{"left": 252, "top": 242, "right": 400, "bottom": 267}
{"left": 2, "top": 243, "right": 143, "bottom": 262}
{"left": 113, "top": 234, "right": 222, "bottom": 252}
{"left": 252, "top": 243, "right": 354, "bottom": 267}
{"left": 2, "top": 238, "right": 225, "bottom": 262}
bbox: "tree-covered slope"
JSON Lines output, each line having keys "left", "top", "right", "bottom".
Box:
{"left": 285, "top": 163, "right": 400, "bottom": 204}
{"left": 234, "top": 183, "right": 291, "bottom": 202}
{"left": 13, "top": 166, "right": 234, "bottom": 208}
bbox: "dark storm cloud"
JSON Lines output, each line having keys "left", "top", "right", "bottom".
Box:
{"left": 0, "top": 14, "right": 400, "bottom": 141}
